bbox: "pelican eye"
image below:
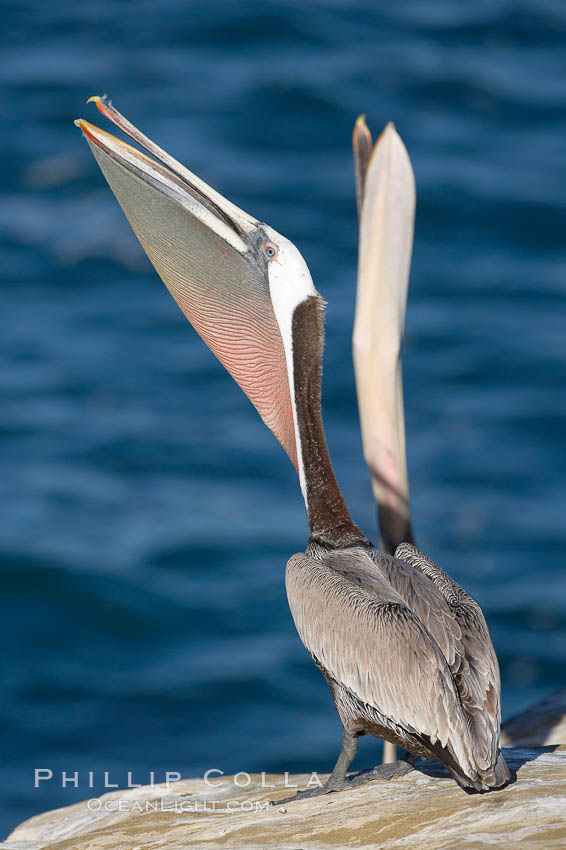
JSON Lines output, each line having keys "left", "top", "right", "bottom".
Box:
{"left": 264, "top": 243, "right": 278, "bottom": 259}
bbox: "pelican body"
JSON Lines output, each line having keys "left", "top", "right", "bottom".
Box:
{"left": 75, "top": 98, "right": 509, "bottom": 794}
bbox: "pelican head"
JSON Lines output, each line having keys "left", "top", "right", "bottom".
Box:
{"left": 75, "top": 97, "right": 322, "bottom": 488}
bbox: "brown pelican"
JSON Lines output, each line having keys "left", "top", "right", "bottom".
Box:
{"left": 75, "top": 97, "right": 510, "bottom": 795}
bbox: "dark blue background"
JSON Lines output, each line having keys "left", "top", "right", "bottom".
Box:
{"left": 2, "top": 0, "right": 565, "bottom": 834}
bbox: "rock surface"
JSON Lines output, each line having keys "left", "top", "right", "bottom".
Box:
{"left": 3, "top": 748, "right": 566, "bottom": 849}
{"left": 501, "top": 689, "right": 566, "bottom": 747}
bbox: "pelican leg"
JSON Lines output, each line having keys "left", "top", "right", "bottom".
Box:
{"left": 325, "top": 729, "right": 360, "bottom": 790}
{"left": 271, "top": 730, "right": 359, "bottom": 805}
{"left": 350, "top": 750, "right": 416, "bottom": 787}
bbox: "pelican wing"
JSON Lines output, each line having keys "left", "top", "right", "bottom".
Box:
{"left": 368, "top": 548, "right": 463, "bottom": 668}
{"left": 369, "top": 544, "right": 501, "bottom": 771}
{"left": 286, "top": 548, "right": 485, "bottom": 777}
{"left": 395, "top": 544, "right": 501, "bottom": 734}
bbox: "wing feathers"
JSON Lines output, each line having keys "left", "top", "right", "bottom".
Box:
{"left": 394, "top": 543, "right": 501, "bottom": 732}
{"left": 286, "top": 551, "right": 480, "bottom": 775}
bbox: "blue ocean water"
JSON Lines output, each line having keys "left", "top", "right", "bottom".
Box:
{"left": 1, "top": 0, "right": 566, "bottom": 834}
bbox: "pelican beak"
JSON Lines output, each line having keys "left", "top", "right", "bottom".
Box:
{"left": 75, "top": 95, "right": 258, "bottom": 254}
{"left": 353, "top": 120, "right": 416, "bottom": 551}
{"left": 75, "top": 96, "right": 298, "bottom": 469}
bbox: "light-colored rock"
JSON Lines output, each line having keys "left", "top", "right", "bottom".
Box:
{"left": 502, "top": 689, "right": 566, "bottom": 747}
{"left": 3, "top": 748, "right": 566, "bottom": 850}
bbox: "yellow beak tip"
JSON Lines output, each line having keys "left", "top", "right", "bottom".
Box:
{"left": 86, "top": 95, "right": 102, "bottom": 105}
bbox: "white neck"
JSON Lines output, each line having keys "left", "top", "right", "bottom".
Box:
{"left": 264, "top": 226, "right": 316, "bottom": 507}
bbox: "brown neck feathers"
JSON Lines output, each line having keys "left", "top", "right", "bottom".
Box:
{"left": 292, "top": 297, "right": 367, "bottom": 548}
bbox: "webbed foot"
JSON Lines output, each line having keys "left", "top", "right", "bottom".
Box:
{"left": 350, "top": 756, "right": 415, "bottom": 787}
{"left": 271, "top": 776, "right": 348, "bottom": 806}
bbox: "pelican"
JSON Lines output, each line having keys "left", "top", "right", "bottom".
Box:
{"left": 75, "top": 97, "right": 510, "bottom": 795}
